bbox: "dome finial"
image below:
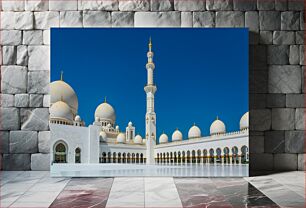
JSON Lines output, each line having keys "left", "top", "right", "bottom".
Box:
{"left": 193, "top": 122, "right": 196, "bottom": 126}
{"left": 60, "top": 71, "right": 64, "bottom": 81}
{"left": 216, "top": 115, "right": 219, "bottom": 120}
{"left": 104, "top": 96, "right": 107, "bottom": 103}
{"left": 149, "top": 36, "right": 152, "bottom": 52}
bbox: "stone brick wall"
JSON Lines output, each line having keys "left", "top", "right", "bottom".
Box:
{"left": 0, "top": 0, "right": 304, "bottom": 173}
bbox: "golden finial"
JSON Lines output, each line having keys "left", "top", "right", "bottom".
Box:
{"left": 104, "top": 96, "right": 107, "bottom": 103}
{"left": 216, "top": 116, "right": 219, "bottom": 120}
{"left": 176, "top": 127, "right": 178, "bottom": 130}
{"left": 193, "top": 122, "right": 196, "bottom": 126}
{"left": 60, "top": 71, "right": 63, "bottom": 81}
{"left": 149, "top": 37, "right": 152, "bottom": 52}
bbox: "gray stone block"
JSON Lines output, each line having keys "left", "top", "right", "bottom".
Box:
{"left": 174, "top": 0, "right": 205, "bottom": 11}
{"left": 10, "top": 131, "right": 38, "bottom": 153}
{"left": 0, "top": 108, "right": 20, "bottom": 130}
{"left": 264, "top": 131, "right": 285, "bottom": 153}
{"left": 272, "top": 108, "right": 295, "bottom": 130}
{"left": 286, "top": 94, "right": 304, "bottom": 107}
{"left": 2, "top": 1, "right": 24, "bottom": 11}
{"left": 3, "top": 154, "right": 31, "bottom": 170}
{"left": 302, "top": 66, "right": 304, "bottom": 93}
{"left": 119, "top": 0, "right": 150, "bottom": 11}
{"left": 29, "top": 94, "right": 43, "bottom": 107}
{"left": 43, "top": 30, "right": 50, "bottom": 45}
{"left": 285, "top": 130, "right": 304, "bottom": 153}
{"left": 38, "top": 131, "right": 50, "bottom": 153}
{"left": 257, "top": 0, "right": 274, "bottom": 10}
{"left": 295, "top": 31, "right": 304, "bottom": 44}
{"left": 112, "top": 12, "right": 134, "bottom": 27}
{"left": 299, "top": 45, "right": 304, "bottom": 65}
{"left": 249, "top": 70, "right": 268, "bottom": 93}
{"left": 31, "top": 153, "right": 50, "bottom": 170}
{"left": 43, "top": 95, "right": 50, "bottom": 107}
{"left": 79, "top": 0, "right": 119, "bottom": 11}
{"left": 233, "top": 0, "right": 256, "bottom": 11}
{"left": 135, "top": 12, "right": 181, "bottom": 27}
{"left": 300, "top": 12, "right": 304, "bottom": 30}
{"left": 83, "top": 11, "right": 111, "bottom": 27}
{"left": 28, "top": 46, "right": 50, "bottom": 71}
{"left": 15, "top": 94, "right": 29, "bottom": 107}
{"left": 267, "top": 45, "right": 289, "bottom": 64}
{"left": 249, "top": 93, "right": 266, "bottom": 109}
{"left": 259, "top": 11, "right": 281, "bottom": 31}
{"left": 273, "top": 31, "right": 295, "bottom": 45}
{"left": 2, "top": 46, "right": 17, "bottom": 65}
{"left": 245, "top": 11, "right": 258, "bottom": 32}
{"left": 275, "top": 0, "right": 287, "bottom": 11}
{"left": 250, "top": 109, "right": 271, "bottom": 131}
{"left": 34, "top": 11, "right": 60, "bottom": 29}
{"left": 1, "top": 12, "right": 15, "bottom": 29}
{"left": 14, "top": 12, "right": 34, "bottom": 30}
{"left": 288, "top": 0, "right": 304, "bottom": 11}
{"left": 49, "top": 0, "right": 78, "bottom": 11}
{"left": 216, "top": 11, "right": 244, "bottom": 27}
{"left": 0, "top": 94, "right": 15, "bottom": 107}
{"left": 17, "top": 45, "right": 28, "bottom": 66}
{"left": 1, "top": 30, "right": 22, "bottom": 45}
{"left": 206, "top": 0, "right": 233, "bottom": 10}
{"left": 259, "top": 31, "right": 273, "bottom": 44}
{"left": 181, "top": 12, "right": 192, "bottom": 27}
{"left": 295, "top": 108, "right": 305, "bottom": 130}
{"left": 0, "top": 131, "right": 9, "bottom": 154}
{"left": 23, "top": 30, "right": 43, "bottom": 45}
{"left": 298, "top": 154, "right": 305, "bottom": 170}
{"left": 60, "top": 11, "right": 82, "bottom": 27}
{"left": 1, "top": 66, "right": 27, "bottom": 94}
{"left": 289, "top": 45, "right": 300, "bottom": 64}
{"left": 281, "top": 11, "right": 300, "bottom": 30}
{"left": 28, "top": 71, "right": 50, "bottom": 94}
{"left": 249, "top": 153, "right": 273, "bottom": 171}
{"left": 25, "top": 0, "right": 49, "bottom": 11}
{"left": 266, "top": 94, "right": 286, "bottom": 108}
{"left": 274, "top": 153, "right": 297, "bottom": 170}
{"left": 21, "top": 108, "right": 49, "bottom": 131}
{"left": 249, "top": 135, "right": 264, "bottom": 153}
{"left": 193, "top": 12, "right": 215, "bottom": 27}
{"left": 151, "top": 0, "right": 173, "bottom": 11}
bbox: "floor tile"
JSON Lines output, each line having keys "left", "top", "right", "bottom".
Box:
{"left": 111, "top": 177, "right": 144, "bottom": 192}
{"left": 106, "top": 191, "right": 144, "bottom": 208}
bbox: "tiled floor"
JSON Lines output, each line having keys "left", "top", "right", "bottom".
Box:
{"left": 1, "top": 171, "right": 305, "bottom": 208}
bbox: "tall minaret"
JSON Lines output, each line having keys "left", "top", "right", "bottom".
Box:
{"left": 144, "top": 37, "right": 157, "bottom": 165}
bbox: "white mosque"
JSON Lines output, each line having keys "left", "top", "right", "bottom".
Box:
{"left": 50, "top": 39, "right": 249, "bottom": 168}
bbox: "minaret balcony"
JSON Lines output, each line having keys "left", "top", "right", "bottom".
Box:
{"left": 144, "top": 85, "right": 157, "bottom": 93}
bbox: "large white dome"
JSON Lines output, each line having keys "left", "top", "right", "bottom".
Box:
{"left": 116, "top": 133, "right": 125, "bottom": 143}
{"left": 50, "top": 101, "right": 73, "bottom": 121}
{"left": 95, "top": 102, "right": 116, "bottom": 123}
{"left": 50, "top": 80, "right": 78, "bottom": 114}
{"left": 172, "top": 129, "right": 183, "bottom": 141}
{"left": 159, "top": 133, "right": 168, "bottom": 144}
{"left": 210, "top": 118, "right": 226, "bottom": 135}
{"left": 240, "top": 112, "right": 249, "bottom": 130}
{"left": 134, "top": 135, "right": 142, "bottom": 144}
{"left": 188, "top": 125, "right": 201, "bottom": 138}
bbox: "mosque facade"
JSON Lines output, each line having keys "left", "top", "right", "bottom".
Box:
{"left": 50, "top": 39, "right": 249, "bottom": 167}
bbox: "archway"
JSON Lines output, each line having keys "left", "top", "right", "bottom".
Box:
{"left": 75, "top": 147, "right": 81, "bottom": 163}
{"left": 216, "top": 148, "right": 222, "bottom": 163}
{"left": 192, "top": 150, "right": 196, "bottom": 163}
{"left": 123, "top": 153, "right": 126, "bottom": 163}
{"left": 187, "top": 151, "right": 191, "bottom": 163}
{"left": 140, "top": 153, "right": 144, "bottom": 163}
{"left": 107, "top": 152, "right": 111, "bottom": 163}
{"left": 203, "top": 149, "right": 207, "bottom": 163}
{"left": 232, "top": 146, "right": 239, "bottom": 164}
{"left": 170, "top": 152, "right": 173, "bottom": 163}
{"left": 127, "top": 153, "right": 131, "bottom": 163}
{"left": 178, "top": 151, "right": 181, "bottom": 164}
{"left": 113, "top": 152, "right": 117, "bottom": 163}
{"left": 241, "top": 146, "right": 249, "bottom": 163}
{"left": 54, "top": 142, "right": 67, "bottom": 163}
{"left": 132, "top": 153, "right": 135, "bottom": 163}
{"left": 174, "top": 152, "right": 177, "bottom": 163}
{"left": 136, "top": 153, "right": 140, "bottom": 163}
{"left": 118, "top": 152, "right": 122, "bottom": 163}
{"left": 197, "top": 149, "right": 201, "bottom": 163}
{"left": 223, "top": 147, "right": 230, "bottom": 164}
{"left": 209, "top": 148, "right": 214, "bottom": 163}
{"left": 182, "top": 151, "right": 185, "bottom": 163}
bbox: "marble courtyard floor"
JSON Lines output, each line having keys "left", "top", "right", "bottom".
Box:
{"left": 1, "top": 171, "right": 305, "bottom": 208}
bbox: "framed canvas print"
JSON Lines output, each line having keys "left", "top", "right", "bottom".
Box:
{"left": 50, "top": 28, "right": 248, "bottom": 177}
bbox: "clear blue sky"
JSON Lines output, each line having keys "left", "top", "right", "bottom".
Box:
{"left": 51, "top": 28, "right": 248, "bottom": 141}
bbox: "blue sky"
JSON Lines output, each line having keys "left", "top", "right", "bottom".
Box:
{"left": 51, "top": 28, "right": 248, "bottom": 141}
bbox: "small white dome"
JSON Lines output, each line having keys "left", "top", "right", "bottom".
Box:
{"left": 172, "top": 129, "right": 183, "bottom": 141}
{"left": 99, "top": 131, "right": 107, "bottom": 141}
{"left": 134, "top": 135, "right": 142, "bottom": 144}
{"left": 142, "top": 139, "right": 146, "bottom": 144}
{"left": 128, "top": 121, "right": 133, "bottom": 126}
{"left": 116, "top": 125, "right": 119, "bottom": 130}
{"left": 107, "top": 123, "right": 112, "bottom": 128}
{"left": 240, "top": 112, "right": 249, "bottom": 130}
{"left": 159, "top": 133, "right": 168, "bottom": 143}
{"left": 50, "top": 101, "right": 73, "bottom": 121}
{"left": 188, "top": 125, "right": 201, "bottom": 138}
{"left": 75, "top": 115, "right": 81, "bottom": 122}
{"left": 95, "top": 117, "right": 100, "bottom": 122}
{"left": 51, "top": 80, "right": 78, "bottom": 114}
{"left": 116, "top": 133, "right": 125, "bottom": 143}
{"left": 95, "top": 102, "right": 116, "bottom": 123}
{"left": 210, "top": 118, "right": 226, "bottom": 135}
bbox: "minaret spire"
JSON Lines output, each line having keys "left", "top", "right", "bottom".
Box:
{"left": 60, "top": 71, "right": 63, "bottom": 81}
{"left": 144, "top": 37, "right": 157, "bottom": 165}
